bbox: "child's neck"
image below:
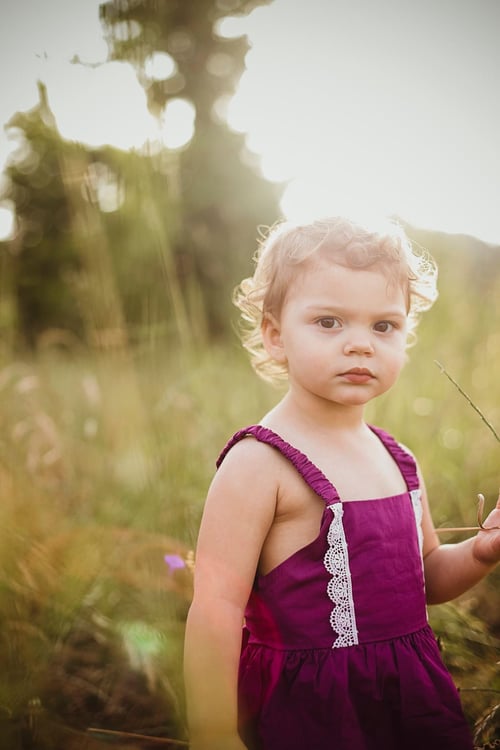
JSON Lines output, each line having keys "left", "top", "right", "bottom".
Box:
{"left": 262, "top": 390, "right": 368, "bottom": 438}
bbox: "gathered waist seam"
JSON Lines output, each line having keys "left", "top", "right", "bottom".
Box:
{"left": 243, "top": 623, "right": 434, "bottom": 652}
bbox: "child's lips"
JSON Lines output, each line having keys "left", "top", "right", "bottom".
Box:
{"left": 339, "top": 367, "right": 375, "bottom": 383}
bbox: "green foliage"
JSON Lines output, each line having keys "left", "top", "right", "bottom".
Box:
{"left": 1, "top": 252, "right": 500, "bottom": 741}
{"left": 99, "top": 0, "right": 272, "bottom": 118}
{"left": 367, "top": 227, "right": 500, "bottom": 743}
{"left": 0, "top": 339, "right": 278, "bottom": 743}
{"left": 99, "top": 0, "right": 282, "bottom": 335}
{"left": 0, "top": 0, "right": 282, "bottom": 351}
{"left": 0, "top": 349, "right": 195, "bottom": 744}
{"left": 2, "top": 93, "right": 175, "bottom": 349}
{"left": 0, "top": 3, "right": 499, "bottom": 745}
{"left": 4, "top": 85, "right": 84, "bottom": 346}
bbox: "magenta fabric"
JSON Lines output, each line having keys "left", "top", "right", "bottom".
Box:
{"left": 216, "top": 425, "right": 473, "bottom": 750}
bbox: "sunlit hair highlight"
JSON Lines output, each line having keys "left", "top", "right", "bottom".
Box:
{"left": 233, "top": 216, "right": 438, "bottom": 384}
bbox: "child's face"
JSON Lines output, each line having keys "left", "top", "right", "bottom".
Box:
{"left": 265, "top": 260, "right": 408, "bottom": 410}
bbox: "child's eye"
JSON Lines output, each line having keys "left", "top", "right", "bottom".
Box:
{"left": 373, "top": 321, "right": 395, "bottom": 333}
{"left": 318, "top": 317, "right": 341, "bottom": 329}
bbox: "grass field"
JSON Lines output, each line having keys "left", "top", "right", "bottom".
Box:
{"left": 1, "top": 238, "right": 499, "bottom": 746}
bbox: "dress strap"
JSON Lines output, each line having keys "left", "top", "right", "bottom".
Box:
{"left": 368, "top": 425, "right": 420, "bottom": 492}
{"left": 216, "top": 425, "right": 340, "bottom": 505}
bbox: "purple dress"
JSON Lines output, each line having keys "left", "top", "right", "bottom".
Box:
{"left": 216, "top": 425, "right": 474, "bottom": 750}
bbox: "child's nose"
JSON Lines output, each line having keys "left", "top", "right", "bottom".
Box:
{"left": 343, "top": 329, "right": 375, "bottom": 355}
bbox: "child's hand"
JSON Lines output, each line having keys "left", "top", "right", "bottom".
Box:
{"left": 472, "top": 492, "right": 500, "bottom": 566}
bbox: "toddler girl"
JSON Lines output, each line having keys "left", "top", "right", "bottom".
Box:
{"left": 184, "top": 216, "right": 500, "bottom": 750}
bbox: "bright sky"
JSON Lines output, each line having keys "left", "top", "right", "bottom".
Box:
{"left": 1, "top": 0, "right": 499, "bottom": 244}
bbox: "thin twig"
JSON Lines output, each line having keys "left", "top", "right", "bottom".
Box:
{"left": 434, "top": 360, "right": 500, "bottom": 443}
{"left": 436, "top": 493, "right": 500, "bottom": 533}
{"left": 433, "top": 362, "right": 500, "bottom": 533}
{"left": 87, "top": 727, "right": 189, "bottom": 746}
{"left": 436, "top": 527, "right": 482, "bottom": 534}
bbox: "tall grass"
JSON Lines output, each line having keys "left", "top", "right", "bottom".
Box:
{"left": 1, "top": 237, "right": 499, "bottom": 746}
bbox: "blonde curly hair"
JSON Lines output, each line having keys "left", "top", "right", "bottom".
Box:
{"left": 233, "top": 216, "right": 438, "bottom": 384}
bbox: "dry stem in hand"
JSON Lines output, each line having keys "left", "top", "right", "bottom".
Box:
{"left": 436, "top": 493, "right": 500, "bottom": 534}
{"left": 434, "top": 360, "right": 500, "bottom": 444}
{"left": 434, "top": 361, "right": 500, "bottom": 534}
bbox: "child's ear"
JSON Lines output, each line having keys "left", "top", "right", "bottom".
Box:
{"left": 261, "top": 313, "right": 287, "bottom": 364}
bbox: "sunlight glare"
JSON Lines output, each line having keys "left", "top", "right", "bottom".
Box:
{"left": 214, "top": 16, "right": 248, "bottom": 39}
{"left": 42, "top": 60, "right": 157, "bottom": 150}
{"left": 221, "top": 0, "right": 500, "bottom": 245}
{"left": 84, "top": 163, "right": 125, "bottom": 213}
{"left": 108, "top": 20, "right": 141, "bottom": 43}
{"left": 0, "top": 203, "right": 15, "bottom": 241}
{"left": 159, "top": 98, "right": 196, "bottom": 150}
{"left": 0, "top": 0, "right": 107, "bottom": 131}
{"left": 1, "top": 0, "right": 500, "bottom": 244}
{"left": 144, "top": 52, "right": 177, "bottom": 81}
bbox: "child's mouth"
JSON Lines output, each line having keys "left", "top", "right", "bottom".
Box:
{"left": 340, "top": 368, "right": 374, "bottom": 383}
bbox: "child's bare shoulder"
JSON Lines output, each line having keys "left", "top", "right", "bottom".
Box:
{"left": 218, "top": 432, "right": 283, "bottom": 473}
{"left": 213, "top": 432, "right": 288, "bottom": 497}
{"left": 205, "top": 435, "right": 283, "bottom": 530}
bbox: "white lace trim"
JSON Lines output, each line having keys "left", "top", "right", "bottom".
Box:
{"left": 410, "top": 488, "right": 424, "bottom": 555}
{"left": 324, "top": 504, "right": 358, "bottom": 648}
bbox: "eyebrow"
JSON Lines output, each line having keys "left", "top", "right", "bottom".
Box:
{"left": 305, "top": 304, "right": 407, "bottom": 319}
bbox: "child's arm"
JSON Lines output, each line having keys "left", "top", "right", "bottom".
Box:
{"left": 184, "top": 439, "right": 279, "bottom": 750}
{"left": 419, "top": 472, "right": 500, "bottom": 604}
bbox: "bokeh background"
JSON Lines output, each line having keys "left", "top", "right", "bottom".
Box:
{"left": 0, "top": 1, "right": 499, "bottom": 747}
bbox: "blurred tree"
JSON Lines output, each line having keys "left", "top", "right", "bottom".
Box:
{"left": 2, "top": 84, "right": 85, "bottom": 347}
{"left": 2, "top": 84, "right": 189, "bottom": 348}
{"left": 1, "top": 1, "right": 282, "bottom": 348}
{"left": 99, "top": 0, "right": 283, "bottom": 335}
